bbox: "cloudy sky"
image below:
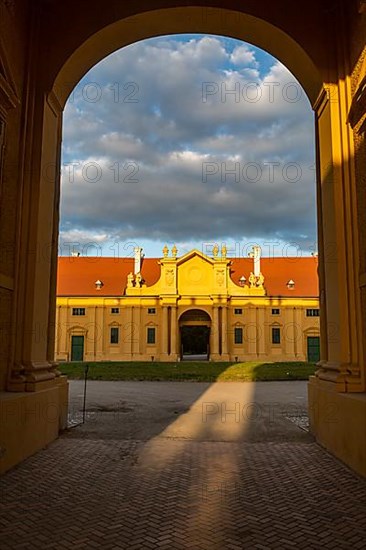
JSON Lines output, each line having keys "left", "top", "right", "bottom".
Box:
{"left": 60, "top": 34, "right": 317, "bottom": 259}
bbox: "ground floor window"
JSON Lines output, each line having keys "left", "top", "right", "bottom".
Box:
{"left": 272, "top": 327, "right": 281, "bottom": 344}
{"left": 147, "top": 327, "right": 156, "bottom": 344}
{"left": 234, "top": 327, "right": 243, "bottom": 344}
{"left": 110, "top": 327, "right": 119, "bottom": 344}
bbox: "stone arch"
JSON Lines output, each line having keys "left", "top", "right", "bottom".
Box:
{"left": 179, "top": 308, "right": 212, "bottom": 326}
{"left": 50, "top": 7, "right": 323, "bottom": 108}
{"left": 179, "top": 308, "right": 211, "bottom": 359}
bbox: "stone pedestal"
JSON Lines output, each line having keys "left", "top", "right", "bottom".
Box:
{"left": 308, "top": 376, "right": 366, "bottom": 477}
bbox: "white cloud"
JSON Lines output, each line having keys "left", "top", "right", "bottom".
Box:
{"left": 60, "top": 35, "right": 316, "bottom": 256}
{"left": 230, "top": 44, "right": 257, "bottom": 66}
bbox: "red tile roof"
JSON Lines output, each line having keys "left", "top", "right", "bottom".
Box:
{"left": 230, "top": 256, "right": 319, "bottom": 297}
{"left": 57, "top": 255, "right": 319, "bottom": 297}
{"left": 57, "top": 257, "right": 161, "bottom": 296}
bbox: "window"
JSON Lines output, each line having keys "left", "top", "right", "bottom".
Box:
{"left": 148, "top": 308, "right": 156, "bottom": 314}
{"left": 234, "top": 327, "right": 243, "bottom": 344}
{"left": 272, "top": 327, "right": 281, "bottom": 344}
{"left": 111, "top": 307, "right": 119, "bottom": 314}
{"left": 306, "top": 309, "right": 319, "bottom": 317}
{"left": 271, "top": 308, "right": 280, "bottom": 315}
{"left": 72, "top": 308, "right": 85, "bottom": 316}
{"left": 110, "top": 327, "right": 119, "bottom": 344}
{"left": 234, "top": 308, "right": 242, "bottom": 315}
{"left": 147, "top": 327, "right": 156, "bottom": 344}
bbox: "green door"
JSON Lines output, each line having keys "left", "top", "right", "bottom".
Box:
{"left": 71, "top": 335, "right": 84, "bottom": 361}
{"left": 307, "top": 336, "right": 320, "bottom": 362}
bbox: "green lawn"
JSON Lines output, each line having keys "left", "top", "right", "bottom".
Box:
{"left": 59, "top": 361, "right": 316, "bottom": 382}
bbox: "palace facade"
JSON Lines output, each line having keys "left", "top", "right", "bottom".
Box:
{"left": 55, "top": 246, "right": 320, "bottom": 363}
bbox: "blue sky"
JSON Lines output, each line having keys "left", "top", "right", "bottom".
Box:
{"left": 60, "top": 34, "right": 316, "bottom": 259}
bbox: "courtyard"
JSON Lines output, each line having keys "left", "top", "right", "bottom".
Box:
{"left": 1, "top": 380, "right": 365, "bottom": 549}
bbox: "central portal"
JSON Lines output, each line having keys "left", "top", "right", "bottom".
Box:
{"left": 181, "top": 326, "right": 210, "bottom": 356}
{"left": 179, "top": 309, "right": 211, "bottom": 361}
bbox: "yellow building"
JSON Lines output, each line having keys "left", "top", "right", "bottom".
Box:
{"left": 55, "top": 246, "right": 320, "bottom": 363}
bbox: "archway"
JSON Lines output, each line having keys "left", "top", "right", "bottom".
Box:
{"left": 50, "top": 7, "right": 323, "bottom": 108}
{"left": 179, "top": 309, "right": 212, "bottom": 360}
{"left": 1, "top": 2, "right": 365, "bottom": 476}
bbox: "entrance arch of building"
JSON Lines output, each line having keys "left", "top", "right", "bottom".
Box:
{"left": 1, "top": 1, "right": 365, "bottom": 476}
{"left": 179, "top": 309, "right": 212, "bottom": 360}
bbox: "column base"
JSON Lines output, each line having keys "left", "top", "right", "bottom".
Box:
{"left": 314, "top": 360, "right": 364, "bottom": 392}
{"left": 308, "top": 375, "right": 366, "bottom": 478}
{"left": 209, "top": 353, "right": 230, "bottom": 362}
{"left": 8, "top": 361, "right": 59, "bottom": 392}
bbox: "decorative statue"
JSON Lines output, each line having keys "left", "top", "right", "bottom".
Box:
{"left": 163, "top": 244, "right": 169, "bottom": 258}
{"left": 249, "top": 272, "right": 256, "bottom": 288}
{"left": 172, "top": 244, "right": 178, "bottom": 258}
{"left": 135, "top": 272, "right": 142, "bottom": 287}
{"left": 127, "top": 272, "right": 134, "bottom": 288}
{"left": 257, "top": 272, "right": 265, "bottom": 288}
{"left": 221, "top": 243, "right": 227, "bottom": 259}
{"left": 212, "top": 243, "right": 219, "bottom": 258}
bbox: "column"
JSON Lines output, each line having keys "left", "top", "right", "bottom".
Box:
{"left": 256, "top": 307, "right": 266, "bottom": 358}
{"left": 211, "top": 306, "right": 219, "bottom": 358}
{"left": 8, "top": 89, "right": 63, "bottom": 391}
{"left": 247, "top": 307, "right": 257, "bottom": 356}
{"left": 161, "top": 306, "right": 169, "bottom": 359}
{"left": 284, "top": 307, "right": 296, "bottom": 359}
{"left": 57, "top": 304, "right": 68, "bottom": 359}
{"left": 314, "top": 81, "right": 365, "bottom": 390}
{"left": 130, "top": 307, "right": 134, "bottom": 358}
{"left": 221, "top": 305, "right": 229, "bottom": 359}
{"left": 170, "top": 306, "right": 178, "bottom": 358}
{"left": 132, "top": 306, "right": 141, "bottom": 357}
{"left": 94, "top": 305, "right": 104, "bottom": 360}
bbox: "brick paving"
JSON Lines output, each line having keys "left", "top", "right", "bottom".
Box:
{"left": 1, "top": 436, "right": 366, "bottom": 549}
{"left": 1, "top": 381, "right": 366, "bottom": 549}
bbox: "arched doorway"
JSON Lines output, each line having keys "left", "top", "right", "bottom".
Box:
{"left": 1, "top": 2, "right": 365, "bottom": 476}
{"left": 179, "top": 309, "right": 211, "bottom": 360}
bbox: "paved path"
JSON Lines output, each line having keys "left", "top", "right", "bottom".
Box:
{"left": 1, "top": 381, "right": 366, "bottom": 549}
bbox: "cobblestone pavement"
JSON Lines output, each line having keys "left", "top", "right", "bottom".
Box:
{"left": 1, "top": 382, "right": 366, "bottom": 549}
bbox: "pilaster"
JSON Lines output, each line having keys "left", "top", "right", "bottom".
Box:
{"left": 210, "top": 306, "right": 220, "bottom": 359}
{"left": 170, "top": 306, "right": 178, "bottom": 359}
{"left": 161, "top": 305, "right": 169, "bottom": 358}
{"left": 221, "top": 304, "right": 229, "bottom": 360}
{"left": 314, "top": 79, "right": 364, "bottom": 391}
